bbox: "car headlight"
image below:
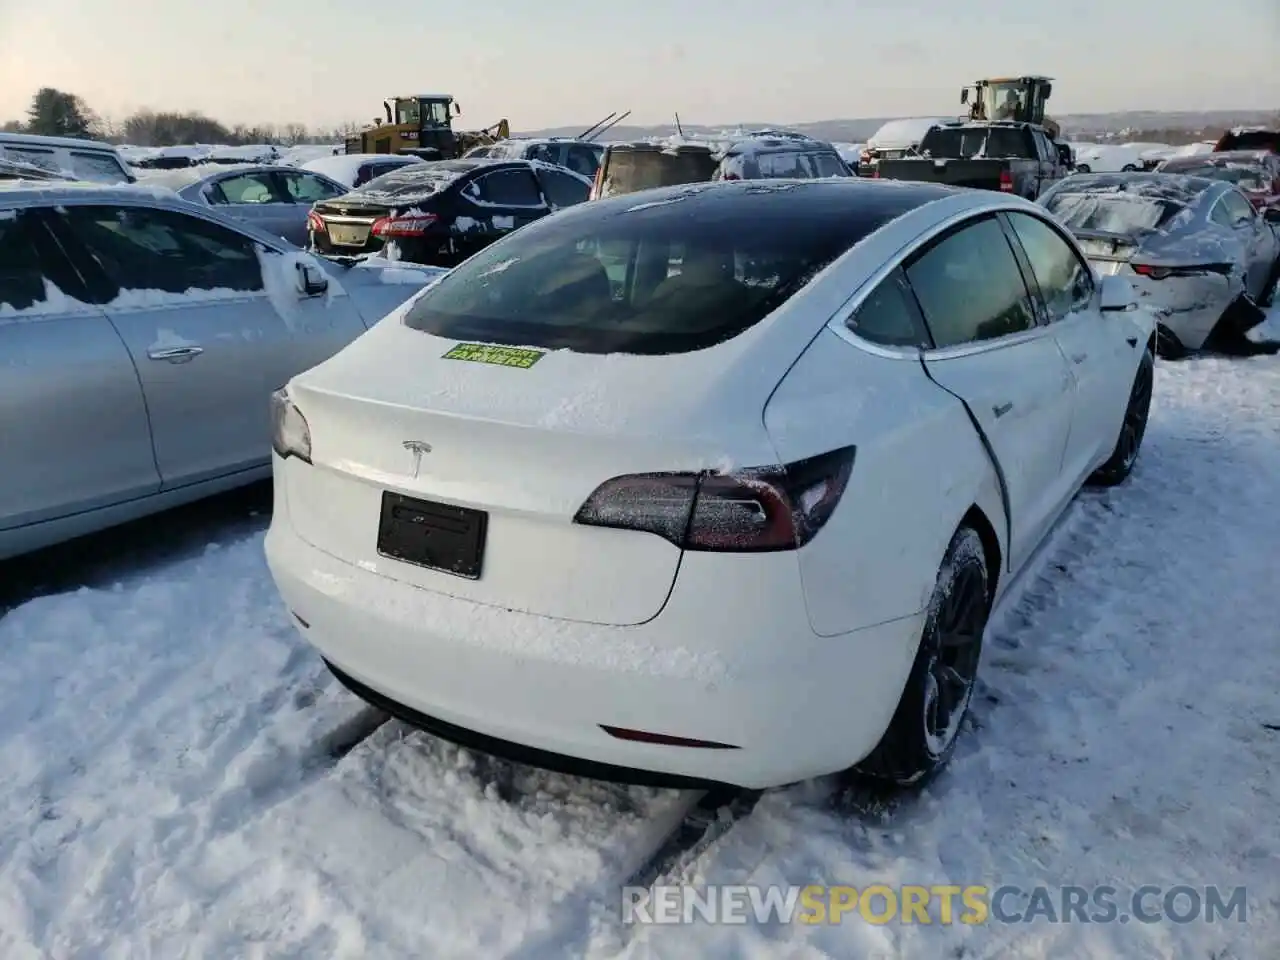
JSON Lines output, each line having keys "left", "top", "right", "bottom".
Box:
{"left": 270, "top": 387, "right": 312, "bottom": 463}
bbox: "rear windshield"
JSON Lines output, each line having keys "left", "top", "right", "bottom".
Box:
{"left": 1043, "top": 191, "right": 1183, "bottom": 233}
{"left": 403, "top": 190, "right": 871, "bottom": 354}
{"left": 598, "top": 149, "right": 719, "bottom": 198}
{"left": 1161, "top": 161, "right": 1267, "bottom": 191}
{"left": 921, "top": 127, "right": 1032, "bottom": 159}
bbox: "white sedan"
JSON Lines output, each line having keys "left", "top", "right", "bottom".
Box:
{"left": 264, "top": 179, "right": 1155, "bottom": 790}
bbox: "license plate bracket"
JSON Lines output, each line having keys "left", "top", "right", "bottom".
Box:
{"left": 376, "top": 492, "right": 487, "bottom": 579}
{"left": 328, "top": 223, "right": 371, "bottom": 247}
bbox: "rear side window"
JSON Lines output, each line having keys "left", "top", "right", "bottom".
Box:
{"left": 599, "top": 149, "right": 718, "bottom": 197}
{"left": 906, "top": 216, "right": 1036, "bottom": 348}
{"left": 404, "top": 196, "right": 880, "bottom": 355}
{"left": 68, "top": 151, "right": 130, "bottom": 183}
{"left": 537, "top": 169, "right": 589, "bottom": 209}
{"left": 474, "top": 169, "right": 544, "bottom": 206}
{"left": 846, "top": 270, "right": 927, "bottom": 347}
{"left": 924, "top": 127, "right": 1032, "bottom": 159}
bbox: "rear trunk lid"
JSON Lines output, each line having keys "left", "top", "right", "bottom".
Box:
{"left": 283, "top": 318, "right": 779, "bottom": 626}
{"left": 313, "top": 197, "right": 391, "bottom": 250}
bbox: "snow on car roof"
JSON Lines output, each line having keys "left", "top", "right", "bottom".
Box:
{"left": 0, "top": 131, "right": 123, "bottom": 152}
{"left": 1051, "top": 172, "right": 1216, "bottom": 205}
{"left": 301, "top": 153, "right": 424, "bottom": 185}
{"left": 132, "top": 163, "right": 274, "bottom": 190}
{"left": 866, "top": 117, "right": 961, "bottom": 148}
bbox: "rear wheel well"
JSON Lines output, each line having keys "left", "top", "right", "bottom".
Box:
{"left": 961, "top": 505, "right": 1001, "bottom": 603}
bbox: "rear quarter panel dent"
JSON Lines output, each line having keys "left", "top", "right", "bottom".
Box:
{"left": 763, "top": 329, "right": 999, "bottom": 636}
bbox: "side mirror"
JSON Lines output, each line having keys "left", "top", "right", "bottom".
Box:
{"left": 1099, "top": 274, "right": 1137, "bottom": 312}
{"left": 454, "top": 102, "right": 462, "bottom": 115}
{"left": 960, "top": 88, "right": 969, "bottom": 104}
{"left": 296, "top": 261, "right": 329, "bottom": 296}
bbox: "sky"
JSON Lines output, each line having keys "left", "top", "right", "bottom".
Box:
{"left": 1, "top": 0, "right": 1277, "bottom": 132}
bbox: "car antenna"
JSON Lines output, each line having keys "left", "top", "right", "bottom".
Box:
{"left": 577, "top": 112, "right": 617, "bottom": 140}
{"left": 589, "top": 110, "right": 630, "bottom": 141}
{"left": 674, "top": 112, "right": 685, "bottom": 137}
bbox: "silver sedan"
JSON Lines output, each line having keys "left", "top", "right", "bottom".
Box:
{"left": 136, "top": 163, "right": 349, "bottom": 246}
{"left": 0, "top": 180, "right": 447, "bottom": 559}
{"left": 1038, "top": 172, "right": 1280, "bottom": 357}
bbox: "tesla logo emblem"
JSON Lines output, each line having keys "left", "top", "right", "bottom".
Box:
{"left": 403, "top": 440, "right": 432, "bottom": 477}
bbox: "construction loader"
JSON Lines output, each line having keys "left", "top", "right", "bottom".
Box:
{"left": 960, "top": 76, "right": 1071, "bottom": 166}
{"left": 343, "top": 95, "right": 510, "bottom": 159}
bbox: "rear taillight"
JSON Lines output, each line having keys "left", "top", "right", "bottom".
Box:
{"left": 1131, "top": 262, "right": 1231, "bottom": 280}
{"left": 573, "top": 447, "right": 855, "bottom": 552}
{"left": 998, "top": 169, "right": 1013, "bottom": 192}
{"left": 306, "top": 210, "right": 326, "bottom": 233}
{"left": 371, "top": 213, "right": 438, "bottom": 237}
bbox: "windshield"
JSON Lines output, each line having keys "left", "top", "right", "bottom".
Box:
{"left": 981, "top": 83, "right": 1026, "bottom": 122}
{"left": 403, "top": 187, "right": 882, "bottom": 354}
{"left": 1161, "top": 162, "right": 1267, "bottom": 191}
{"left": 597, "top": 149, "right": 718, "bottom": 198}
{"left": 922, "top": 127, "right": 1032, "bottom": 159}
{"left": 1043, "top": 191, "right": 1184, "bottom": 233}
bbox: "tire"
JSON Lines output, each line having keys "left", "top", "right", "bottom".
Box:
{"left": 1121, "top": 163, "right": 1138, "bottom": 172}
{"left": 1075, "top": 163, "right": 1091, "bottom": 173}
{"left": 1155, "top": 324, "right": 1186, "bottom": 360}
{"left": 1088, "top": 347, "right": 1154, "bottom": 487}
{"left": 855, "top": 527, "right": 989, "bottom": 786}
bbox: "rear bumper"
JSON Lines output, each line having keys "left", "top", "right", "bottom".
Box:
{"left": 264, "top": 468, "right": 924, "bottom": 790}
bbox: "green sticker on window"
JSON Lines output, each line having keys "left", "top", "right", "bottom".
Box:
{"left": 441, "top": 343, "right": 545, "bottom": 368}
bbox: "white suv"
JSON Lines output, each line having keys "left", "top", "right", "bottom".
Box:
{"left": 0, "top": 132, "right": 135, "bottom": 184}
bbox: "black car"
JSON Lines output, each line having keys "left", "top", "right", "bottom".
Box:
{"left": 307, "top": 158, "right": 591, "bottom": 265}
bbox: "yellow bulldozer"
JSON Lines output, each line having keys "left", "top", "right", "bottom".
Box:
{"left": 960, "top": 76, "right": 1062, "bottom": 140}
{"left": 343, "top": 94, "right": 510, "bottom": 160}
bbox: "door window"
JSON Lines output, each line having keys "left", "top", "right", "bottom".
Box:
{"left": 0, "top": 213, "right": 47, "bottom": 311}
{"left": 279, "top": 172, "right": 344, "bottom": 203}
{"left": 564, "top": 144, "right": 601, "bottom": 177}
{"left": 906, "top": 216, "right": 1037, "bottom": 348}
{"left": 845, "top": 270, "right": 928, "bottom": 347}
{"left": 61, "top": 205, "right": 265, "bottom": 295}
{"left": 474, "top": 169, "right": 544, "bottom": 207}
{"left": 1005, "top": 213, "right": 1095, "bottom": 322}
{"left": 209, "top": 172, "right": 284, "bottom": 204}
{"left": 536, "top": 169, "right": 590, "bottom": 209}
{"left": 808, "top": 152, "right": 849, "bottom": 177}
{"left": 1218, "top": 190, "right": 1256, "bottom": 225}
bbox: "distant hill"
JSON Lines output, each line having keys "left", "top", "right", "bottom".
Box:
{"left": 516, "top": 109, "right": 1277, "bottom": 145}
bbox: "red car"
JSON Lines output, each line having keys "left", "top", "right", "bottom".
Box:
{"left": 1160, "top": 150, "right": 1280, "bottom": 221}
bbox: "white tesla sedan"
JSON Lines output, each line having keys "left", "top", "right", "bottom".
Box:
{"left": 264, "top": 178, "right": 1155, "bottom": 791}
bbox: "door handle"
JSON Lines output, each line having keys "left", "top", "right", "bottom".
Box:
{"left": 147, "top": 345, "right": 203, "bottom": 363}
{"left": 1070, "top": 352, "right": 1087, "bottom": 364}
{"left": 993, "top": 401, "right": 1013, "bottom": 418}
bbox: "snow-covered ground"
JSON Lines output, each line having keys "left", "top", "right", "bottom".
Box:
{"left": 2, "top": 309, "right": 1279, "bottom": 958}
